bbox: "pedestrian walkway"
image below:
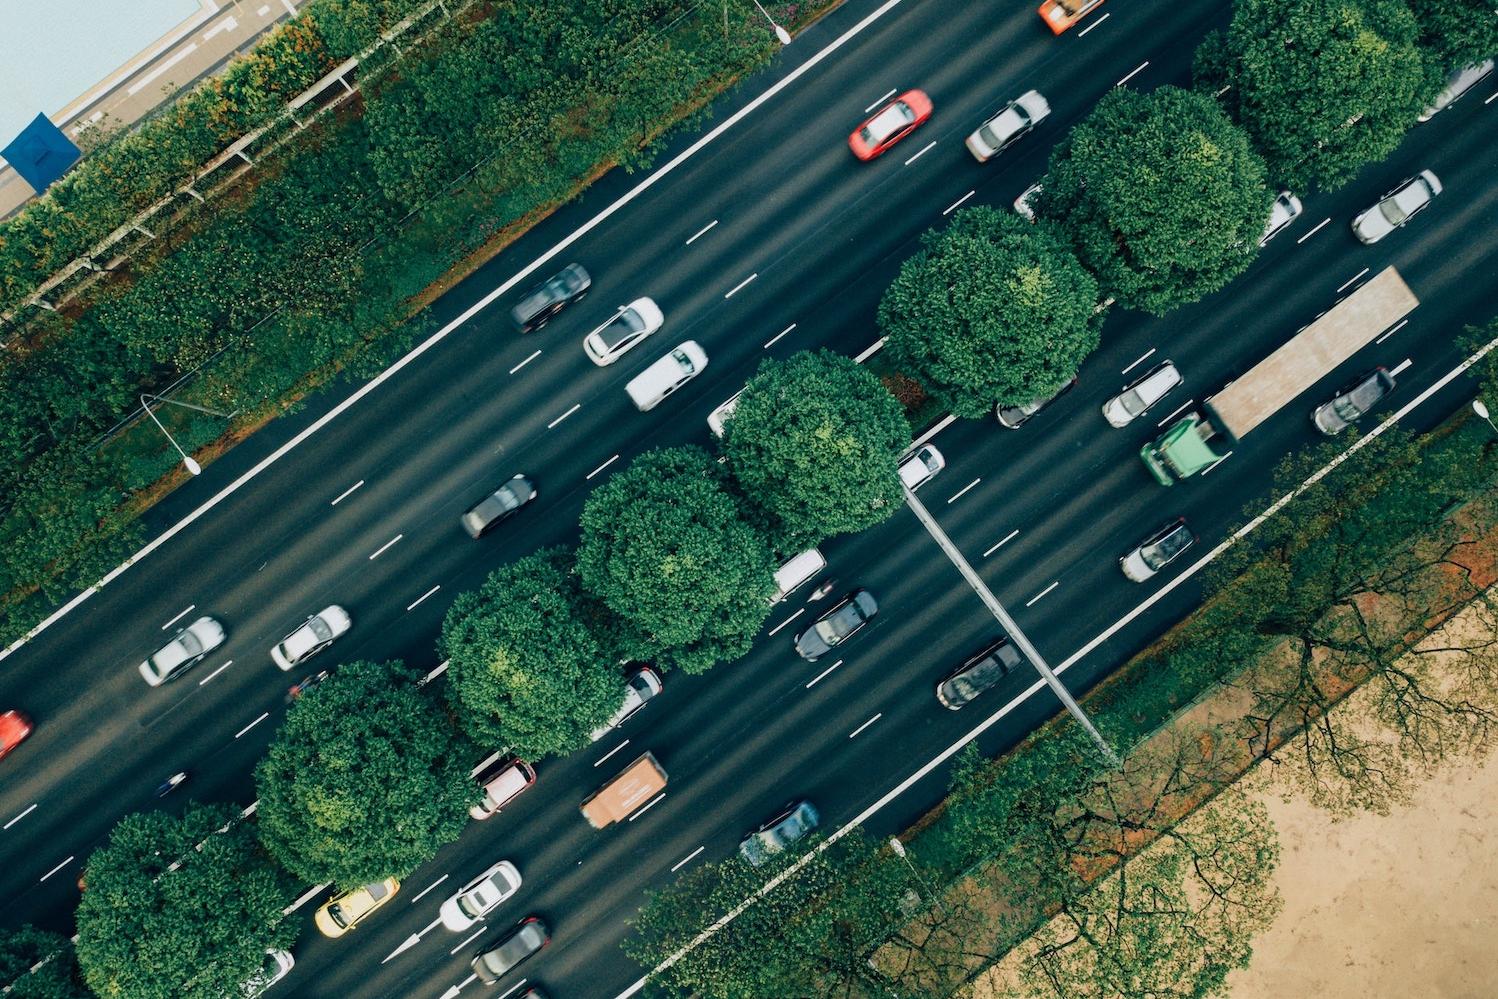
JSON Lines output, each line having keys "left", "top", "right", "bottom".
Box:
{"left": 0, "top": 0, "right": 298, "bottom": 219}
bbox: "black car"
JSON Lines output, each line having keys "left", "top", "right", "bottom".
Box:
{"left": 461, "top": 474, "right": 537, "bottom": 538}
{"left": 996, "top": 377, "right": 1077, "bottom": 429}
{"left": 471, "top": 916, "right": 549, "bottom": 985}
{"left": 794, "top": 589, "right": 878, "bottom": 661}
{"left": 1312, "top": 367, "right": 1395, "bottom": 435}
{"left": 936, "top": 636, "right": 1026, "bottom": 710}
{"left": 510, "top": 263, "right": 591, "bottom": 333}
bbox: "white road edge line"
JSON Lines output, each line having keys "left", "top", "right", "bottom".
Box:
{"left": 614, "top": 321, "right": 1498, "bottom": 999}
{"left": 587, "top": 454, "right": 620, "bottom": 480}
{"left": 4, "top": 803, "right": 38, "bottom": 830}
{"left": 671, "top": 846, "right": 705, "bottom": 872}
{"left": 848, "top": 713, "right": 883, "bottom": 739}
{"left": 330, "top": 480, "right": 364, "bottom": 505}
{"left": 0, "top": 0, "right": 916, "bottom": 667}
{"left": 162, "top": 604, "right": 195, "bottom": 630}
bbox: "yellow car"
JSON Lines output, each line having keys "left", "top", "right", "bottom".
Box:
{"left": 314, "top": 878, "right": 400, "bottom": 938}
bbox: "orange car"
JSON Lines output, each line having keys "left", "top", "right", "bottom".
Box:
{"left": 0, "top": 710, "right": 33, "bottom": 762}
{"left": 1039, "top": 0, "right": 1104, "bottom": 34}
{"left": 848, "top": 89, "right": 933, "bottom": 161}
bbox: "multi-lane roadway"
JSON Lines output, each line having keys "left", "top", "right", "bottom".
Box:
{"left": 2, "top": 0, "right": 1496, "bottom": 996}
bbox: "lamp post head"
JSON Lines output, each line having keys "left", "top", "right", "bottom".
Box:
{"left": 888, "top": 837, "right": 907, "bottom": 858}
{"left": 184, "top": 457, "right": 202, "bottom": 476}
{"left": 774, "top": 24, "right": 791, "bottom": 44}
{"left": 1475, "top": 399, "right": 1491, "bottom": 421}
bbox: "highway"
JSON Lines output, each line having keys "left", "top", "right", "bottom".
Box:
{"left": 1, "top": 0, "right": 1496, "bottom": 996}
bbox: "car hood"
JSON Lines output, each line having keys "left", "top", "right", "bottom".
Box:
{"left": 1120, "top": 549, "right": 1154, "bottom": 582}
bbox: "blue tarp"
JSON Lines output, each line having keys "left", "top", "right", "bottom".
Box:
{"left": 2, "top": 113, "right": 81, "bottom": 193}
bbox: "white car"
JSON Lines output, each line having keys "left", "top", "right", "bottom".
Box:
{"left": 1351, "top": 171, "right": 1441, "bottom": 244}
{"left": 582, "top": 298, "right": 663, "bottom": 365}
{"left": 1418, "top": 59, "right": 1494, "bottom": 122}
{"left": 1120, "top": 518, "right": 1196, "bottom": 582}
{"left": 240, "top": 950, "right": 293, "bottom": 998}
{"left": 1101, "top": 361, "right": 1181, "bottom": 428}
{"left": 625, "top": 341, "right": 707, "bottom": 411}
{"left": 439, "top": 860, "right": 522, "bottom": 932}
{"left": 898, "top": 444, "right": 945, "bottom": 490}
{"left": 589, "top": 666, "right": 663, "bottom": 742}
{"left": 965, "top": 90, "right": 1050, "bottom": 162}
{"left": 769, "top": 548, "right": 827, "bottom": 604}
{"left": 1014, "top": 181, "right": 1043, "bottom": 221}
{"left": 139, "top": 616, "right": 226, "bottom": 686}
{"left": 707, "top": 388, "right": 745, "bottom": 438}
{"left": 270, "top": 605, "right": 351, "bottom": 671}
{"left": 1259, "top": 190, "right": 1303, "bottom": 245}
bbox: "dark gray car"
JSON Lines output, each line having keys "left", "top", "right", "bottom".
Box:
{"left": 510, "top": 264, "right": 591, "bottom": 333}
{"left": 471, "top": 916, "right": 549, "bottom": 984}
{"left": 739, "top": 800, "right": 820, "bottom": 867}
{"left": 1313, "top": 368, "right": 1395, "bottom": 435}
{"left": 461, "top": 474, "right": 537, "bottom": 538}
{"left": 794, "top": 589, "right": 878, "bottom": 661}
{"left": 936, "top": 637, "right": 1026, "bottom": 710}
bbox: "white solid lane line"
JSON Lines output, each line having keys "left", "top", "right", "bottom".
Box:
{"left": 450, "top": 927, "right": 485, "bottom": 955}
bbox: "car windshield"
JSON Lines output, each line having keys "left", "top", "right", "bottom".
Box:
{"left": 327, "top": 901, "right": 353, "bottom": 929}
{"left": 1119, "top": 388, "right": 1148, "bottom": 416}
{"left": 308, "top": 616, "right": 333, "bottom": 642}
{"left": 1143, "top": 528, "right": 1191, "bottom": 570}
{"left": 979, "top": 107, "right": 1025, "bottom": 148}
{"left": 814, "top": 606, "right": 857, "bottom": 644}
{"left": 459, "top": 884, "right": 495, "bottom": 918}
{"left": 600, "top": 310, "right": 645, "bottom": 348}
{"left": 1378, "top": 197, "right": 1411, "bottom": 227}
{"left": 671, "top": 349, "right": 697, "bottom": 375}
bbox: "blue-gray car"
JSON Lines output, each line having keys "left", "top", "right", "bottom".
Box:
{"left": 740, "top": 800, "right": 820, "bottom": 867}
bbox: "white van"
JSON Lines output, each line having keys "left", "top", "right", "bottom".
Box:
{"left": 626, "top": 341, "right": 708, "bottom": 411}
{"left": 769, "top": 548, "right": 826, "bottom": 603}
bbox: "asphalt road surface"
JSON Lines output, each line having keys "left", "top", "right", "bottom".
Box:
{"left": 1, "top": 0, "right": 1495, "bottom": 997}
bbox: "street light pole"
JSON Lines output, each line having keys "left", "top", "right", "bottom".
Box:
{"left": 748, "top": 0, "right": 793, "bottom": 44}
{"left": 1473, "top": 399, "right": 1498, "bottom": 436}
{"left": 888, "top": 837, "right": 946, "bottom": 915}
{"left": 139, "top": 394, "right": 233, "bottom": 477}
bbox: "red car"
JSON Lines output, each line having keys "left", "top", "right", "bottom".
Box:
{"left": 1038, "top": 0, "right": 1104, "bottom": 34}
{"left": 0, "top": 710, "right": 33, "bottom": 761}
{"left": 848, "top": 89, "right": 933, "bottom": 160}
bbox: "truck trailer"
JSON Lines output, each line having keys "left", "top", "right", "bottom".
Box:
{"left": 1141, "top": 266, "right": 1418, "bottom": 485}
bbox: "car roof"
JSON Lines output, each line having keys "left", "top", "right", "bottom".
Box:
{"left": 865, "top": 103, "right": 913, "bottom": 141}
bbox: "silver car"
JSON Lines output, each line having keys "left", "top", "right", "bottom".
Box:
{"left": 582, "top": 297, "right": 663, "bottom": 365}
{"left": 794, "top": 589, "right": 878, "bottom": 661}
{"left": 1259, "top": 190, "right": 1304, "bottom": 245}
{"left": 1120, "top": 518, "right": 1196, "bottom": 582}
{"left": 739, "top": 800, "right": 820, "bottom": 867}
{"left": 1351, "top": 171, "right": 1441, "bottom": 244}
{"left": 139, "top": 616, "right": 226, "bottom": 686}
{"left": 461, "top": 474, "right": 537, "bottom": 538}
{"left": 1418, "top": 60, "right": 1494, "bottom": 122}
{"left": 1101, "top": 361, "right": 1181, "bottom": 428}
{"left": 965, "top": 90, "right": 1050, "bottom": 162}
{"left": 439, "top": 860, "right": 522, "bottom": 932}
{"left": 270, "top": 606, "right": 351, "bottom": 672}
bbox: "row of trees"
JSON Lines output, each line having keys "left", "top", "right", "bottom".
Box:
{"left": 878, "top": 0, "right": 1495, "bottom": 419}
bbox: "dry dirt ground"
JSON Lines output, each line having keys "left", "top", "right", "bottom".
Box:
{"left": 1226, "top": 755, "right": 1498, "bottom": 999}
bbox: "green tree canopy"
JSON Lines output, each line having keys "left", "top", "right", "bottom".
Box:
{"left": 72, "top": 805, "right": 295, "bottom": 999}
{"left": 0, "top": 925, "right": 89, "bottom": 999}
{"left": 255, "top": 659, "right": 475, "bottom": 887}
{"left": 578, "top": 446, "right": 776, "bottom": 674}
{"left": 1196, "top": 0, "right": 1429, "bottom": 191}
{"left": 722, "top": 350, "right": 910, "bottom": 543}
{"left": 1040, "top": 86, "right": 1269, "bottom": 314}
{"left": 441, "top": 546, "right": 627, "bottom": 759}
{"left": 878, "top": 206, "right": 1102, "bottom": 417}
{"left": 1405, "top": 0, "right": 1498, "bottom": 76}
